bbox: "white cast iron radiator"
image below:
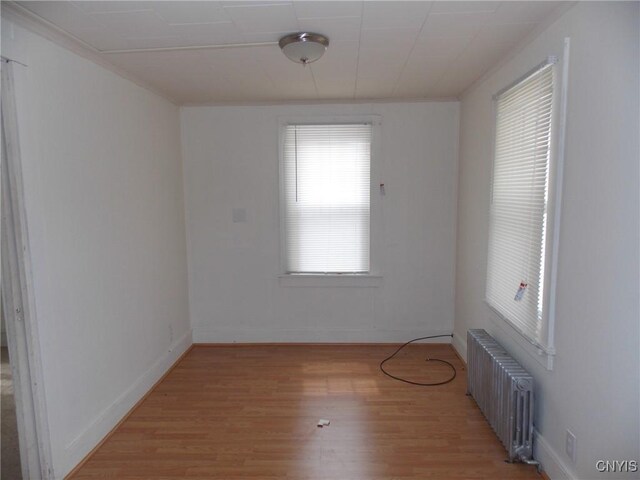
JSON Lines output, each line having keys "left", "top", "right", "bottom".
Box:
{"left": 467, "top": 329, "right": 539, "bottom": 467}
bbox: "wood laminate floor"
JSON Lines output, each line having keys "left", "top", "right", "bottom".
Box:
{"left": 1, "top": 347, "right": 22, "bottom": 480}
{"left": 70, "top": 344, "right": 541, "bottom": 479}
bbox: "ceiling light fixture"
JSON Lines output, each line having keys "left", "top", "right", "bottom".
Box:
{"left": 279, "top": 32, "right": 329, "bottom": 66}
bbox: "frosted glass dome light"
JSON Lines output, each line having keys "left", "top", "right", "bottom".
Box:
{"left": 279, "top": 32, "right": 329, "bottom": 65}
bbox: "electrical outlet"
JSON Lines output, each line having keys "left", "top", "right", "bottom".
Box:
{"left": 566, "top": 429, "right": 577, "bottom": 464}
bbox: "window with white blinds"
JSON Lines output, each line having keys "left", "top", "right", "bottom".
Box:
{"left": 486, "top": 61, "right": 556, "bottom": 347}
{"left": 282, "top": 124, "right": 371, "bottom": 273}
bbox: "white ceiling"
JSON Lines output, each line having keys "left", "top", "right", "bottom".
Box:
{"left": 15, "top": 1, "right": 567, "bottom": 104}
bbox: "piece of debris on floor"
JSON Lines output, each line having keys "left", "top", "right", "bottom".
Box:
{"left": 317, "top": 419, "right": 330, "bottom": 427}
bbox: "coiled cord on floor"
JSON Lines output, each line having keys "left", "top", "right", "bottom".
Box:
{"left": 379, "top": 334, "right": 457, "bottom": 386}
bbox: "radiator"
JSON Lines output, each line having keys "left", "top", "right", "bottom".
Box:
{"left": 467, "top": 329, "right": 537, "bottom": 466}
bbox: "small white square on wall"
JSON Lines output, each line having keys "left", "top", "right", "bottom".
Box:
{"left": 232, "top": 208, "right": 247, "bottom": 223}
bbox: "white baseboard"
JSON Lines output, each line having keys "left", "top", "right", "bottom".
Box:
{"left": 57, "top": 328, "right": 574, "bottom": 479}
{"left": 534, "top": 428, "right": 576, "bottom": 480}
{"left": 452, "top": 330, "right": 573, "bottom": 479}
{"left": 193, "top": 327, "right": 453, "bottom": 344}
{"left": 61, "top": 329, "right": 192, "bottom": 477}
{"left": 451, "top": 331, "right": 467, "bottom": 362}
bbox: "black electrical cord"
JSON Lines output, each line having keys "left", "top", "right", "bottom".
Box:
{"left": 380, "top": 334, "right": 457, "bottom": 386}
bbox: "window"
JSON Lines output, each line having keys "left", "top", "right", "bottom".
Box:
{"left": 282, "top": 123, "right": 371, "bottom": 274}
{"left": 486, "top": 59, "right": 559, "bottom": 352}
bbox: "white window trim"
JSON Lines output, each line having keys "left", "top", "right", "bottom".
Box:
{"left": 278, "top": 273, "right": 383, "bottom": 288}
{"left": 278, "top": 114, "right": 382, "bottom": 287}
{"left": 484, "top": 38, "right": 571, "bottom": 371}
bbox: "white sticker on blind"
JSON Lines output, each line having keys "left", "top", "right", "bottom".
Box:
{"left": 486, "top": 63, "right": 554, "bottom": 346}
{"left": 283, "top": 124, "right": 371, "bottom": 273}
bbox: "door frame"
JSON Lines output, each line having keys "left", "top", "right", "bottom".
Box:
{"left": 1, "top": 58, "right": 54, "bottom": 479}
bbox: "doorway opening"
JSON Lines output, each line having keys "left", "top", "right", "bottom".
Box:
{"left": 1, "top": 296, "right": 22, "bottom": 478}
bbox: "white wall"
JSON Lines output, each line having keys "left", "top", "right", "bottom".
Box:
{"left": 181, "top": 102, "right": 459, "bottom": 343}
{"left": 1, "top": 20, "right": 191, "bottom": 478}
{"left": 454, "top": 2, "right": 639, "bottom": 479}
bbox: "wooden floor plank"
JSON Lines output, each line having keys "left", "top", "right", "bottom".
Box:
{"left": 69, "top": 344, "right": 541, "bottom": 479}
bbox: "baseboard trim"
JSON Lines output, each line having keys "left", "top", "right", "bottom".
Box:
{"left": 534, "top": 428, "right": 576, "bottom": 480}
{"left": 194, "top": 342, "right": 454, "bottom": 347}
{"left": 193, "top": 328, "right": 454, "bottom": 344}
{"left": 451, "top": 331, "right": 467, "bottom": 363}
{"left": 452, "top": 330, "right": 569, "bottom": 479}
{"left": 63, "top": 329, "right": 193, "bottom": 479}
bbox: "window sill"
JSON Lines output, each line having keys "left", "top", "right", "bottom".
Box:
{"left": 484, "top": 301, "right": 555, "bottom": 371}
{"left": 278, "top": 274, "right": 383, "bottom": 288}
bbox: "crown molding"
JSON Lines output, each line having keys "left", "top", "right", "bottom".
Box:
{"left": 1, "top": 1, "right": 472, "bottom": 108}
{"left": 182, "top": 96, "right": 460, "bottom": 108}
{"left": 460, "top": 1, "right": 578, "bottom": 99}
{"left": 1, "top": 1, "right": 179, "bottom": 105}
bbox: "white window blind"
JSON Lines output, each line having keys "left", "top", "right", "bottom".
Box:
{"left": 486, "top": 62, "right": 555, "bottom": 347}
{"left": 283, "top": 124, "right": 371, "bottom": 273}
